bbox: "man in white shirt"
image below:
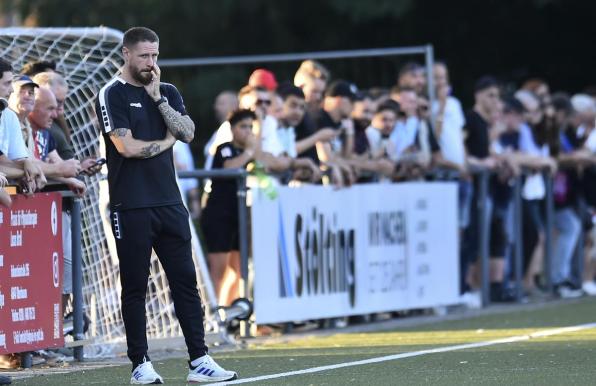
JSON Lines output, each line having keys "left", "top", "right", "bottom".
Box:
{"left": 432, "top": 62, "right": 466, "bottom": 169}
{"left": 0, "top": 58, "right": 45, "bottom": 194}
{"left": 275, "top": 83, "right": 321, "bottom": 181}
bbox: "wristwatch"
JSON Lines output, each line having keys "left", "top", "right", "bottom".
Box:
{"left": 155, "top": 96, "right": 167, "bottom": 106}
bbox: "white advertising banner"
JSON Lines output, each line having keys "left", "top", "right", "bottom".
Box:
{"left": 251, "top": 182, "right": 459, "bottom": 324}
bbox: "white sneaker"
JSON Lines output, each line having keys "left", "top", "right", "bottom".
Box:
{"left": 582, "top": 281, "right": 596, "bottom": 296}
{"left": 459, "top": 291, "right": 482, "bottom": 309}
{"left": 131, "top": 360, "right": 163, "bottom": 384}
{"left": 557, "top": 285, "right": 583, "bottom": 299}
{"left": 187, "top": 354, "right": 237, "bottom": 383}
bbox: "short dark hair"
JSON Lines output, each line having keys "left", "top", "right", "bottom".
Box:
{"left": 21, "top": 61, "right": 56, "bottom": 76}
{"left": 228, "top": 109, "right": 256, "bottom": 127}
{"left": 474, "top": 76, "right": 499, "bottom": 93}
{"left": 376, "top": 99, "right": 400, "bottom": 115}
{"left": 277, "top": 83, "right": 305, "bottom": 100}
{"left": 504, "top": 97, "right": 525, "bottom": 115}
{"left": 368, "top": 87, "right": 389, "bottom": 100}
{"left": 354, "top": 90, "right": 372, "bottom": 102}
{"left": 551, "top": 92, "right": 572, "bottom": 114}
{"left": 398, "top": 61, "right": 423, "bottom": 79}
{"left": 123, "top": 27, "right": 159, "bottom": 48}
{"left": 0, "top": 58, "right": 12, "bottom": 75}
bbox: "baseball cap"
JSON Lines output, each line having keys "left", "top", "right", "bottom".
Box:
{"left": 325, "top": 80, "right": 359, "bottom": 101}
{"left": 248, "top": 68, "right": 278, "bottom": 91}
{"left": 13, "top": 75, "right": 39, "bottom": 90}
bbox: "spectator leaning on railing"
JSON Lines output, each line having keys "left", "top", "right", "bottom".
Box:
{"left": 274, "top": 83, "right": 321, "bottom": 183}
{"left": 431, "top": 61, "right": 473, "bottom": 237}
{"left": 27, "top": 87, "right": 86, "bottom": 196}
{"left": 514, "top": 89, "right": 555, "bottom": 294}
{"left": 460, "top": 76, "right": 501, "bottom": 306}
{"left": 311, "top": 79, "right": 360, "bottom": 187}
{"left": 345, "top": 92, "right": 396, "bottom": 181}
{"left": 293, "top": 60, "right": 334, "bottom": 165}
{"left": 0, "top": 59, "right": 46, "bottom": 197}
{"left": 197, "top": 56, "right": 596, "bottom": 313}
{"left": 387, "top": 85, "right": 441, "bottom": 181}
{"left": 8, "top": 75, "right": 82, "bottom": 181}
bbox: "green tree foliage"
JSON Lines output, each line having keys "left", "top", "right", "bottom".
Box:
{"left": 7, "top": 0, "right": 596, "bottom": 166}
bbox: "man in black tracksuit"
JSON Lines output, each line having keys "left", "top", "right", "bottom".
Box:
{"left": 95, "top": 27, "right": 236, "bottom": 384}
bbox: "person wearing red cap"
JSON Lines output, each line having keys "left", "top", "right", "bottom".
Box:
{"left": 248, "top": 68, "right": 278, "bottom": 91}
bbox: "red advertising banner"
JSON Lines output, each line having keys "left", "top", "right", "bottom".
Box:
{"left": 0, "top": 193, "right": 64, "bottom": 354}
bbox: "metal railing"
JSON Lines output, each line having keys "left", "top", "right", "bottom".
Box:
{"left": 183, "top": 166, "right": 559, "bottom": 310}
{"left": 158, "top": 45, "right": 437, "bottom": 126}
{"left": 177, "top": 169, "right": 251, "bottom": 336}
{"left": 471, "top": 169, "right": 556, "bottom": 306}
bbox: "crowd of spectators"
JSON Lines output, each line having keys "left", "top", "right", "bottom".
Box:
{"left": 0, "top": 58, "right": 101, "bottom": 369}
{"left": 2, "top": 56, "right": 595, "bottom": 341}
{"left": 197, "top": 60, "right": 596, "bottom": 310}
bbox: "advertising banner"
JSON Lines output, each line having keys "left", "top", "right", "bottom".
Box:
{"left": 252, "top": 183, "right": 459, "bottom": 324}
{"left": 0, "top": 193, "right": 64, "bottom": 354}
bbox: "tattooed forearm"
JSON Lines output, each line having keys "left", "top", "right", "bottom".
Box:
{"left": 109, "top": 128, "right": 129, "bottom": 137}
{"left": 158, "top": 103, "right": 195, "bottom": 142}
{"left": 140, "top": 143, "right": 160, "bottom": 158}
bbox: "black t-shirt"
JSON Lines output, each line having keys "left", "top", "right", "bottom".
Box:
{"left": 492, "top": 131, "right": 520, "bottom": 205}
{"left": 294, "top": 111, "right": 319, "bottom": 163}
{"left": 95, "top": 77, "right": 185, "bottom": 211}
{"left": 353, "top": 119, "right": 370, "bottom": 155}
{"left": 48, "top": 122, "right": 75, "bottom": 160}
{"left": 313, "top": 109, "right": 344, "bottom": 155}
{"left": 464, "top": 110, "right": 490, "bottom": 159}
{"left": 313, "top": 109, "right": 341, "bottom": 130}
{"left": 205, "top": 142, "right": 244, "bottom": 214}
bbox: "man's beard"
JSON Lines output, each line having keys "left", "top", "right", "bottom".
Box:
{"left": 131, "top": 67, "right": 152, "bottom": 85}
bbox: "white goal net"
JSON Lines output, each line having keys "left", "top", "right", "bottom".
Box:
{"left": 0, "top": 27, "right": 218, "bottom": 355}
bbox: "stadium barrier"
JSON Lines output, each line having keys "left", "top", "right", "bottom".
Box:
{"left": 252, "top": 181, "right": 460, "bottom": 323}
{"left": 471, "top": 168, "right": 556, "bottom": 306}
{"left": 0, "top": 184, "right": 86, "bottom": 368}
{"left": 181, "top": 167, "right": 560, "bottom": 331}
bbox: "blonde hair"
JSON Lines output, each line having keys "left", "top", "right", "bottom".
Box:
{"left": 293, "top": 60, "right": 330, "bottom": 87}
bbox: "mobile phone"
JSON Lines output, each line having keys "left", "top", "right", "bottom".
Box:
{"left": 78, "top": 157, "right": 106, "bottom": 176}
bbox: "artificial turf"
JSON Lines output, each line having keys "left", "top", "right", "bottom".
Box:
{"left": 11, "top": 297, "right": 596, "bottom": 385}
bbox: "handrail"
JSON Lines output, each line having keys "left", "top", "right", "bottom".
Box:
{"left": 177, "top": 169, "right": 251, "bottom": 337}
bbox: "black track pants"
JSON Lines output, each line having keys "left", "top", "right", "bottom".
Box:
{"left": 111, "top": 204, "right": 208, "bottom": 363}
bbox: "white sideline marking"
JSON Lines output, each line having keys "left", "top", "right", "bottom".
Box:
{"left": 212, "top": 322, "right": 596, "bottom": 385}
